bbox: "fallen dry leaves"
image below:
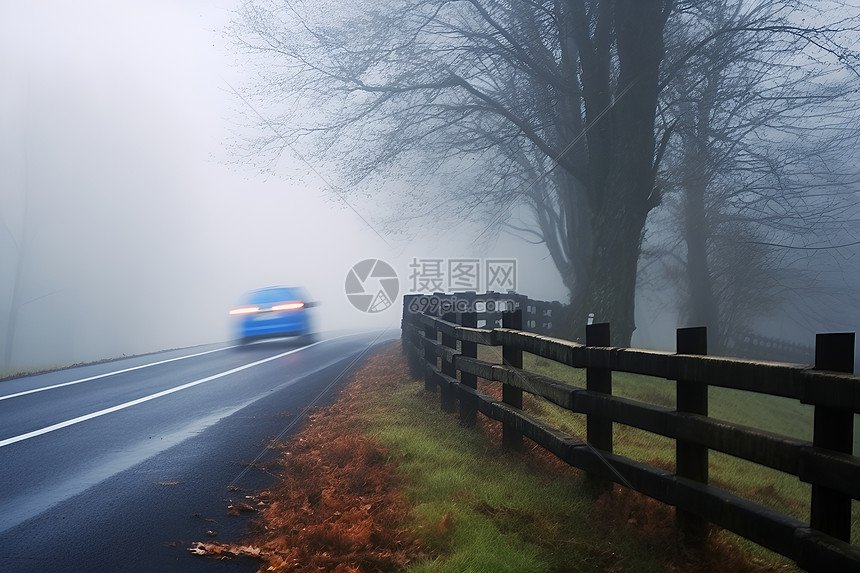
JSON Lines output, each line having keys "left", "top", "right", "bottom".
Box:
{"left": 189, "top": 542, "right": 266, "bottom": 559}
{"left": 190, "top": 341, "right": 423, "bottom": 571}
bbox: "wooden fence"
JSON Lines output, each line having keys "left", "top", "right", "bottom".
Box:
{"left": 400, "top": 292, "right": 860, "bottom": 572}
{"left": 406, "top": 291, "right": 814, "bottom": 363}
{"left": 404, "top": 291, "right": 569, "bottom": 336}
{"left": 725, "top": 331, "right": 816, "bottom": 365}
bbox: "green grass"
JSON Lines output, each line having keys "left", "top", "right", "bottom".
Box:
{"left": 354, "top": 359, "right": 666, "bottom": 572}
{"left": 516, "top": 350, "right": 860, "bottom": 550}
{"left": 368, "top": 342, "right": 859, "bottom": 569}
{"left": 355, "top": 341, "right": 859, "bottom": 571}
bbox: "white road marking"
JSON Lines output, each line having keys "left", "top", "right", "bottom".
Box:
{"left": 0, "top": 346, "right": 238, "bottom": 402}
{"left": 0, "top": 340, "right": 328, "bottom": 449}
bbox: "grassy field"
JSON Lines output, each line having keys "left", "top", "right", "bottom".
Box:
{"left": 502, "top": 347, "right": 860, "bottom": 549}
{"left": 356, "top": 346, "right": 670, "bottom": 571}
{"left": 346, "top": 342, "right": 810, "bottom": 572}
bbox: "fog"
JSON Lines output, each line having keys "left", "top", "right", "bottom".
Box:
{"left": 3, "top": 1, "right": 858, "bottom": 375}
{"left": 0, "top": 0, "right": 568, "bottom": 372}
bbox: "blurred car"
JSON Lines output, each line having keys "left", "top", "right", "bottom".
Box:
{"left": 229, "top": 286, "right": 317, "bottom": 344}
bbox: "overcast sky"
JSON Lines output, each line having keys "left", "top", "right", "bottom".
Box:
{"left": 0, "top": 0, "right": 569, "bottom": 370}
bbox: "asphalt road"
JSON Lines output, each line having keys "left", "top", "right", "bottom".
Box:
{"left": 0, "top": 331, "right": 396, "bottom": 572}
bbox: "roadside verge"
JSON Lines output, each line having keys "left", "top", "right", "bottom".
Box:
{"left": 191, "top": 340, "right": 796, "bottom": 572}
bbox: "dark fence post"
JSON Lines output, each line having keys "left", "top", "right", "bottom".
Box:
{"left": 422, "top": 304, "right": 439, "bottom": 394}
{"left": 402, "top": 294, "right": 422, "bottom": 378}
{"left": 586, "top": 322, "right": 612, "bottom": 491}
{"left": 675, "top": 326, "right": 709, "bottom": 543}
{"left": 502, "top": 309, "right": 523, "bottom": 451}
{"left": 459, "top": 311, "right": 478, "bottom": 427}
{"left": 810, "top": 332, "right": 855, "bottom": 542}
{"left": 523, "top": 297, "right": 536, "bottom": 333}
{"left": 479, "top": 292, "right": 492, "bottom": 329}
{"left": 401, "top": 293, "right": 409, "bottom": 330}
{"left": 440, "top": 311, "right": 458, "bottom": 413}
{"left": 513, "top": 294, "right": 529, "bottom": 330}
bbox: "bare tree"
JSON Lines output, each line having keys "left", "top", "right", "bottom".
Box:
{"left": 230, "top": 0, "right": 671, "bottom": 345}
{"left": 655, "top": 0, "right": 860, "bottom": 352}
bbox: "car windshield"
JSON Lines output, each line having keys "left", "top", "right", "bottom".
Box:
{"left": 243, "top": 287, "right": 305, "bottom": 305}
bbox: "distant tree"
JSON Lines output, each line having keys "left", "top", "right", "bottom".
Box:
{"left": 1, "top": 150, "right": 29, "bottom": 371}
{"left": 654, "top": 0, "right": 860, "bottom": 352}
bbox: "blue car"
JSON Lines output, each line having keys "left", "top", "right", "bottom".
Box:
{"left": 230, "top": 286, "right": 316, "bottom": 344}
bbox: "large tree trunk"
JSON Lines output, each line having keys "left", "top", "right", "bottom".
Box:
{"left": 571, "top": 0, "right": 668, "bottom": 346}
{"left": 678, "top": 69, "right": 724, "bottom": 353}
{"left": 682, "top": 157, "right": 723, "bottom": 353}
{"left": 581, "top": 198, "right": 649, "bottom": 345}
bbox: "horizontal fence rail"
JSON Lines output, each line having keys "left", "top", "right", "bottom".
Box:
{"left": 400, "top": 292, "right": 860, "bottom": 573}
